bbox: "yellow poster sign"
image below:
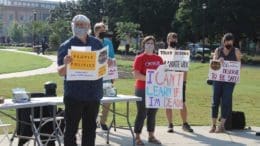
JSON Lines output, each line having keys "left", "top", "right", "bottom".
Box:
{"left": 66, "top": 46, "right": 108, "bottom": 81}
{"left": 70, "top": 51, "right": 96, "bottom": 70}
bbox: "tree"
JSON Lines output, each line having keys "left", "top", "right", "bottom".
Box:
{"left": 119, "top": 0, "right": 179, "bottom": 39}
{"left": 49, "top": 19, "right": 71, "bottom": 50}
{"left": 22, "top": 21, "right": 51, "bottom": 44}
{"left": 8, "top": 22, "right": 23, "bottom": 43}
{"left": 49, "top": 32, "right": 61, "bottom": 51}
{"left": 115, "top": 22, "right": 140, "bottom": 53}
{"left": 174, "top": 0, "right": 193, "bottom": 43}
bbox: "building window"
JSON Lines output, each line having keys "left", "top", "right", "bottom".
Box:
{"left": 20, "top": 16, "right": 24, "bottom": 21}
{"left": 9, "top": 15, "right": 13, "bottom": 21}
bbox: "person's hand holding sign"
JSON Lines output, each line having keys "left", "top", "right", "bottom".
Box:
{"left": 58, "top": 55, "right": 72, "bottom": 76}
{"left": 64, "top": 55, "right": 72, "bottom": 67}
{"left": 218, "top": 57, "right": 224, "bottom": 64}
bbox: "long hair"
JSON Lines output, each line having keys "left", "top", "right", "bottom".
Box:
{"left": 221, "top": 33, "right": 234, "bottom": 45}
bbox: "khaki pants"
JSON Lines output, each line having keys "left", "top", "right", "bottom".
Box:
{"left": 100, "top": 103, "right": 111, "bottom": 124}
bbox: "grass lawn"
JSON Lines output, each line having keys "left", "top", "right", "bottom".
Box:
{"left": 0, "top": 50, "right": 52, "bottom": 74}
{"left": 0, "top": 60, "right": 259, "bottom": 134}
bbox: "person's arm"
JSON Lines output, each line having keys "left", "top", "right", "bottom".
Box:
{"left": 213, "top": 48, "right": 219, "bottom": 60}
{"left": 235, "top": 48, "right": 242, "bottom": 62}
{"left": 132, "top": 55, "right": 145, "bottom": 81}
{"left": 58, "top": 55, "right": 72, "bottom": 76}
{"left": 132, "top": 70, "right": 146, "bottom": 81}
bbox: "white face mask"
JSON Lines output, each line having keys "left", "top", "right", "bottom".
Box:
{"left": 144, "top": 44, "right": 154, "bottom": 53}
{"left": 73, "top": 26, "right": 88, "bottom": 38}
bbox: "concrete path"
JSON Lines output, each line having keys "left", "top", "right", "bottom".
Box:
{"left": 0, "top": 126, "right": 259, "bottom": 146}
{"left": 0, "top": 49, "right": 57, "bottom": 79}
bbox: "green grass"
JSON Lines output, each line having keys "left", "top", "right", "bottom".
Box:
{"left": 0, "top": 50, "right": 52, "bottom": 74}
{"left": 0, "top": 59, "right": 259, "bottom": 133}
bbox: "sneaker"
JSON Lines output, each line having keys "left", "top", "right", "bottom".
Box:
{"left": 182, "top": 123, "right": 194, "bottom": 132}
{"left": 148, "top": 136, "right": 161, "bottom": 145}
{"left": 100, "top": 124, "right": 108, "bottom": 131}
{"left": 167, "top": 123, "right": 174, "bottom": 133}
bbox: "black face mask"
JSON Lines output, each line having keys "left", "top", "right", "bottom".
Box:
{"left": 170, "top": 41, "right": 177, "bottom": 48}
{"left": 99, "top": 32, "right": 107, "bottom": 39}
{"left": 225, "top": 44, "right": 233, "bottom": 50}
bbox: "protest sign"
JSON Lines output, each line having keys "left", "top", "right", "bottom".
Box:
{"left": 208, "top": 60, "right": 240, "bottom": 83}
{"left": 145, "top": 65, "right": 184, "bottom": 109}
{"left": 66, "top": 46, "right": 108, "bottom": 81}
{"left": 158, "top": 49, "right": 190, "bottom": 71}
{"left": 103, "top": 58, "right": 119, "bottom": 80}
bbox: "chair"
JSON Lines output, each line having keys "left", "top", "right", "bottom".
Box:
{"left": 0, "top": 119, "right": 11, "bottom": 144}
{"left": 11, "top": 92, "right": 64, "bottom": 146}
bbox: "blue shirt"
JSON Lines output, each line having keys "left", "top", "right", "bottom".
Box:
{"left": 103, "top": 38, "right": 115, "bottom": 59}
{"left": 57, "top": 36, "right": 103, "bottom": 102}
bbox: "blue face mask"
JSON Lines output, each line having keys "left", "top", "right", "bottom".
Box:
{"left": 73, "top": 27, "right": 88, "bottom": 38}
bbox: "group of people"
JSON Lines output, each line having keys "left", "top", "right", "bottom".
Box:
{"left": 57, "top": 14, "right": 241, "bottom": 146}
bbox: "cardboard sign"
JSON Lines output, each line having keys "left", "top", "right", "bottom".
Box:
{"left": 66, "top": 46, "right": 108, "bottom": 81}
{"left": 158, "top": 49, "right": 190, "bottom": 71}
{"left": 145, "top": 65, "right": 184, "bottom": 109}
{"left": 208, "top": 60, "right": 241, "bottom": 83}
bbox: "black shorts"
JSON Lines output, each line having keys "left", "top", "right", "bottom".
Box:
{"left": 183, "top": 81, "right": 186, "bottom": 102}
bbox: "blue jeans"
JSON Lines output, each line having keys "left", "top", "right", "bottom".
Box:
{"left": 212, "top": 81, "right": 235, "bottom": 119}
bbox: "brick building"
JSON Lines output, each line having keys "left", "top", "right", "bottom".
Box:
{"left": 0, "top": 0, "right": 59, "bottom": 42}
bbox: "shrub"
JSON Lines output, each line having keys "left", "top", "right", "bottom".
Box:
{"left": 49, "top": 33, "right": 61, "bottom": 51}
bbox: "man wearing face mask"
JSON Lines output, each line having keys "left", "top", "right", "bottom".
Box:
{"left": 165, "top": 32, "right": 194, "bottom": 133}
{"left": 94, "top": 22, "right": 115, "bottom": 131}
{"left": 57, "top": 15, "right": 103, "bottom": 146}
{"left": 209, "top": 33, "right": 242, "bottom": 133}
{"left": 133, "top": 36, "right": 163, "bottom": 145}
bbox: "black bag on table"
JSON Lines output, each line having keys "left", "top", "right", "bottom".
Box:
{"left": 225, "top": 111, "right": 246, "bottom": 130}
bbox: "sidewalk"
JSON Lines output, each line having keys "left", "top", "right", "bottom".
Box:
{"left": 0, "top": 49, "right": 57, "bottom": 79}
{"left": 0, "top": 126, "right": 259, "bottom": 146}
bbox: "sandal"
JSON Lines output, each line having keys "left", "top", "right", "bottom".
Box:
{"left": 209, "top": 125, "right": 216, "bottom": 133}
{"left": 215, "top": 125, "right": 225, "bottom": 133}
{"left": 148, "top": 137, "right": 162, "bottom": 145}
{"left": 135, "top": 139, "right": 145, "bottom": 146}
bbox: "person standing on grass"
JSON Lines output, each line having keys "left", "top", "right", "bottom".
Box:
{"left": 165, "top": 32, "right": 194, "bottom": 133}
{"left": 133, "top": 35, "right": 163, "bottom": 145}
{"left": 94, "top": 22, "right": 115, "bottom": 131}
{"left": 57, "top": 14, "right": 103, "bottom": 146}
{"left": 209, "top": 33, "right": 242, "bottom": 133}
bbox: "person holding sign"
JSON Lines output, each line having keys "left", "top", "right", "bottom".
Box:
{"left": 57, "top": 15, "right": 103, "bottom": 146}
{"left": 209, "top": 33, "right": 242, "bottom": 133}
{"left": 165, "top": 32, "right": 194, "bottom": 133}
{"left": 94, "top": 22, "right": 115, "bottom": 131}
{"left": 133, "top": 36, "right": 163, "bottom": 145}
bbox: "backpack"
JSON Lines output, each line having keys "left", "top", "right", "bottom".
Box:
{"left": 225, "top": 111, "right": 246, "bottom": 130}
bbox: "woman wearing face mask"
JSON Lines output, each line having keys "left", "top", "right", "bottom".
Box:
{"left": 210, "top": 33, "right": 242, "bottom": 133}
{"left": 132, "top": 36, "right": 163, "bottom": 145}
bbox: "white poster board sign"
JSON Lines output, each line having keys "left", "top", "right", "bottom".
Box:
{"left": 158, "top": 49, "right": 190, "bottom": 71}
{"left": 66, "top": 46, "right": 108, "bottom": 81}
{"left": 103, "top": 58, "right": 119, "bottom": 80}
{"left": 208, "top": 60, "right": 241, "bottom": 83}
{"left": 145, "top": 65, "right": 184, "bottom": 109}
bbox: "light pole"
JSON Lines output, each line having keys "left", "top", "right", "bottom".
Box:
{"left": 33, "top": 10, "right": 36, "bottom": 46}
{"left": 201, "top": 2, "right": 207, "bottom": 63}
